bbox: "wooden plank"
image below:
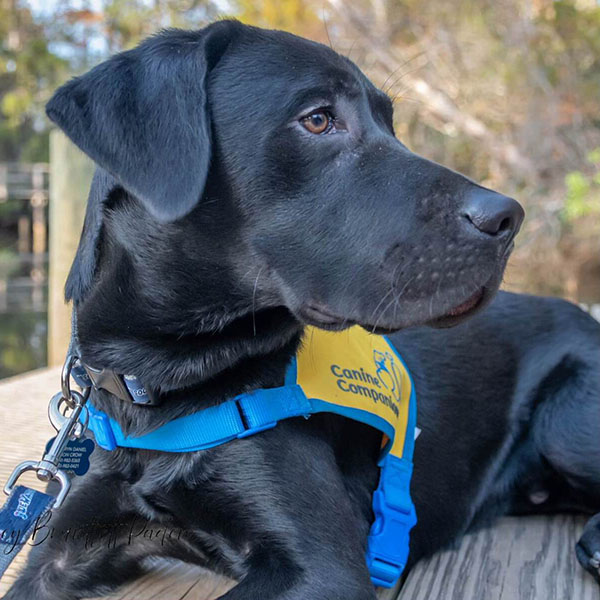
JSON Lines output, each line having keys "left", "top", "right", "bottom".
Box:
{"left": 378, "top": 581, "right": 403, "bottom": 599}
{"left": 97, "top": 562, "right": 232, "bottom": 600}
{"left": 397, "top": 515, "right": 599, "bottom": 600}
{"left": 95, "top": 566, "right": 404, "bottom": 600}
{"left": 94, "top": 563, "right": 403, "bottom": 599}
{"left": 0, "top": 367, "right": 61, "bottom": 594}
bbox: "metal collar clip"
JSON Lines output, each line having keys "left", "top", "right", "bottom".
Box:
{"left": 3, "top": 354, "right": 91, "bottom": 509}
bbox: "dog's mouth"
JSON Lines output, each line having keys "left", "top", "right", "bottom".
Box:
{"left": 297, "top": 240, "right": 515, "bottom": 332}
{"left": 298, "top": 303, "right": 399, "bottom": 334}
{"left": 427, "top": 286, "right": 487, "bottom": 328}
{"left": 296, "top": 244, "right": 515, "bottom": 333}
{"left": 299, "top": 284, "right": 489, "bottom": 333}
{"left": 445, "top": 288, "right": 485, "bottom": 317}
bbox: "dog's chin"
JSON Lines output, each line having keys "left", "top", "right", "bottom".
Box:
{"left": 296, "top": 288, "right": 487, "bottom": 334}
{"left": 297, "top": 272, "right": 504, "bottom": 334}
{"left": 425, "top": 285, "right": 491, "bottom": 329}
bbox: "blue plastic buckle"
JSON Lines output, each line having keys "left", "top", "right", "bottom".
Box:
{"left": 87, "top": 405, "right": 117, "bottom": 451}
{"left": 366, "top": 456, "right": 417, "bottom": 588}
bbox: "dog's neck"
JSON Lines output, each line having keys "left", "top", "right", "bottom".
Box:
{"left": 76, "top": 304, "right": 302, "bottom": 436}
{"left": 72, "top": 195, "right": 304, "bottom": 436}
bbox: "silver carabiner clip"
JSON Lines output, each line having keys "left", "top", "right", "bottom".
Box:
{"left": 3, "top": 352, "right": 93, "bottom": 511}
{"left": 4, "top": 391, "right": 89, "bottom": 510}
{"left": 4, "top": 461, "right": 71, "bottom": 509}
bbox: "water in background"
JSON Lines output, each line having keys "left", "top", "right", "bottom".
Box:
{"left": 0, "top": 163, "right": 49, "bottom": 380}
{"left": 0, "top": 255, "right": 47, "bottom": 380}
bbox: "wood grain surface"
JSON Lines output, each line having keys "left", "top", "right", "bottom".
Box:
{"left": 0, "top": 368, "right": 597, "bottom": 599}
{"left": 398, "top": 515, "right": 599, "bottom": 600}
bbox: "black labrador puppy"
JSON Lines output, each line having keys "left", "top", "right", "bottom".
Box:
{"left": 5, "top": 20, "right": 529, "bottom": 599}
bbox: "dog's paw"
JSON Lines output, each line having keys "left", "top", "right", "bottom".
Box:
{"left": 576, "top": 513, "right": 600, "bottom": 584}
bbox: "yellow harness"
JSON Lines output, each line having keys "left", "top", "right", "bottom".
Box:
{"left": 296, "top": 326, "right": 413, "bottom": 460}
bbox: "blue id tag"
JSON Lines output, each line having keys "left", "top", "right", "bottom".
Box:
{"left": 44, "top": 437, "right": 96, "bottom": 477}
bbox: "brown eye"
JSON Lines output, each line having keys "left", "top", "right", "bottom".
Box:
{"left": 301, "top": 111, "right": 332, "bottom": 134}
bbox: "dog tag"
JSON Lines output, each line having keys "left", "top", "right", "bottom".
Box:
{"left": 44, "top": 437, "right": 96, "bottom": 477}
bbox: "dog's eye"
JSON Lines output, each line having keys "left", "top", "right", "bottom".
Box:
{"left": 301, "top": 110, "right": 334, "bottom": 135}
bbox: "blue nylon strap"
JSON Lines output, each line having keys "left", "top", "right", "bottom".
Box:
{"left": 383, "top": 335, "right": 417, "bottom": 463}
{"left": 87, "top": 401, "right": 244, "bottom": 452}
{"left": 366, "top": 455, "right": 416, "bottom": 587}
{"left": 86, "top": 385, "right": 314, "bottom": 452}
{"left": 85, "top": 385, "right": 399, "bottom": 454}
{"left": 365, "top": 367, "right": 418, "bottom": 588}
{"left": 0, "top": 486, "right": 54, "bottom": 579}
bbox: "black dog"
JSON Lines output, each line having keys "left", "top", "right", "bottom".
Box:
{"left": 4, "top": 21, "right": 527, "bottom": 599}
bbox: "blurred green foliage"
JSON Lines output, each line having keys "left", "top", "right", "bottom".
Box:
{"left": 0, "top": 248, "right": 20, "bottom": 279}
{"left": 563, "top": 149, "right": 600, "bottom": 221}
{"left": 0, "top": 1, "right": 67, "bottom": 161}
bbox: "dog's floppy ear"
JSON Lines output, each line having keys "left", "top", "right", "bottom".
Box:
{"left": 46, "top": 21, "right": 239, "bottom": 222}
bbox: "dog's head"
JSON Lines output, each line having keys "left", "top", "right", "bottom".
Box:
{"left": 48, "top": 21, "right": 523, "bottom": 344}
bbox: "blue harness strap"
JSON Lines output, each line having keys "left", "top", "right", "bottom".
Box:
{"left": 84, "top": 360, "right": 417, "bottom": 588}
{"left": 86, "top": 385, "right": 313, "bottom": 452}
{"left": 367, "top": 454, "right": 416, "bottom": 586}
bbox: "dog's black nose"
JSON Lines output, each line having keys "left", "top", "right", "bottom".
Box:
{"left": 463, "top": 188, "right": 524, "bottom": 237}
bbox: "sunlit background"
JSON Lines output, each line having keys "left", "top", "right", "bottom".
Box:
{"left": 1, "top": 0, "right": 599, "bottom": 378}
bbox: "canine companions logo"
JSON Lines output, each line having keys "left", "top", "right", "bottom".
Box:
{"left": 329, "top": 351, "right": 401, "bottom": 417}
{"left": 373, "top": 350, "right": 403, "bottom": 403}
{"left": 13, "top": 489, "right": 35, "bottom": 521}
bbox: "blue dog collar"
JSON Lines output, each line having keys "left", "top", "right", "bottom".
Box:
{"left": 81, "top": 327, "right": 418, "bottom": 588}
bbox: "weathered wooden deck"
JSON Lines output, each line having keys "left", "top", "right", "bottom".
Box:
{"left": 0, "top": 368, "right": 597, "bottom": 599}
